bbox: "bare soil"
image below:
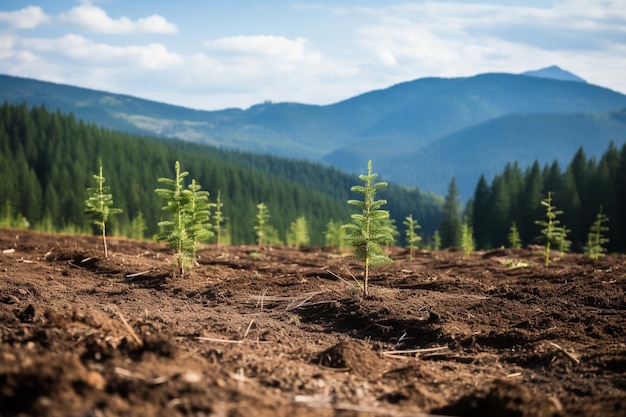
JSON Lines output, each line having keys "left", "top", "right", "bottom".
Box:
{"left": 1, "top": 229, "right": 625, "bottom": 417}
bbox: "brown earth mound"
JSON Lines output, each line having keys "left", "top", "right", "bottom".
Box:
{"left": 0, "top": 229, "right": 625, "bottom": 416}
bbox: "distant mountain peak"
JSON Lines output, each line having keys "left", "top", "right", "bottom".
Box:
{"left": 521, "top": 65, "right": 586, "bottom": 83}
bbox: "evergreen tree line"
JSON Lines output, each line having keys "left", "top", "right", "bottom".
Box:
{"left": 467, "top": 142, "right": 626, "bottom": 253}
{"left": 0, "top": 102, "right": 443, "bottom": 245}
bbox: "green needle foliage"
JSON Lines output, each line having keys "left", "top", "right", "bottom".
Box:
{"left": 84, "top": 163, "right": 122, "bottom": 258}
{"left": 155, "top": 161, "right": 213, "bottom": 276}
{"left": 343, "top": 160, "right": 394, "bottom": 297}
{"left": 186, "top": 179, "right": 215, "bottom": 252}
{"left": 403, "top": 214, "right": 422, "bottom": 261}
{"left": 507, "top": 222, "right": 522, "bottom": 249}
{"left": 535, "top": 191, "right": 569, "bottom": 266}
{"left": 585, "top": 206, "right": 610, "bottom": 261}
{"left": 254, "top": 202, "right": 270, "bottom": 249}
{"left": 461, "top": 218, "right": 475, "bottom": 259}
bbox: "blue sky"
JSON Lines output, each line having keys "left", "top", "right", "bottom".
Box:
{"left": 1, "top": 1, "right": 625, "bottom": 110}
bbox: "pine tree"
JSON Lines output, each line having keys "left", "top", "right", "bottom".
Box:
{"left": 84, "top": 163, "right": 122, "bottom": 258}
{"left": 585, "top": 206, "right": 609, "bottom": 261}
{"left": 403, "top": 214, "right": 422, "bottom": 261}
{"left": 535, "top": 191, "right": 569, "bottom": 266}
{"left": 472, "top": 175, "right": 491, "bottom": 249}
{"left": 343, "top": 160, "right": 394, "bottom": 297}
{"left": 441, "top": 177, "right": 462, "bottom": 248}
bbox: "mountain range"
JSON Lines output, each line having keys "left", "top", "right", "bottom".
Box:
{"left": 2, "top": 65, "right": 626, "bottom": 199}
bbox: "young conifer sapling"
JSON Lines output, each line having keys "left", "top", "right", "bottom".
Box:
{"left": 155, "top": 161, "right": 213, "bottom": 276}
{"left": 325, "top": 219, "right": 346, "bottom": 253}
{"left": 403, "top": 214, "right": 422, "bottom": 261}
{"left": 461, "top": 218, "right": 475, "bottom": 259}
{"left": 213, "top": 190, "right": 225, "bottom": 247}
{"left": 287, "top": 215, "right": 310, "bottom": 248}
{"left": 254, "top": 202, "right": 270, "bottom": 249}
{"left": 84, "top": 163, "right": 122, "bottom": 258}
{"left": 508, "top": 222, "right": 522, "bottom": 249}
{"left": 585, "top": 206, "right": 610, "bottom": 261}
{"left": 343, "top": 160, "right": 394, "bottom": 297}
{"left": 535, "top": 191, "right": 569, "bottom": 266}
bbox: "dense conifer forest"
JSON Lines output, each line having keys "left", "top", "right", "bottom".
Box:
{"left": 469, "top": 142, "right": 626, "bottom": 253}
{"left": 0, "top": 102, "right": 442, "bottom": 246}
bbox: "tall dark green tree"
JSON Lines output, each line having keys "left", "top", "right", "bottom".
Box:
{"left": 440, "top": 177, "right": 462, "bottom": 248}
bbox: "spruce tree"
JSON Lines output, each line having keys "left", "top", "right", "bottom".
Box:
{"left": 441, "top": 177, "right": 462, "bottom": 248}
{"left": 403, "top": 214, "right": 422, "bottom": 261}
{"left": 84, "top": 163, "right": 122, "bottom": 258}
{"left": 343, "top": 160, "right": 394, "bottom": 297}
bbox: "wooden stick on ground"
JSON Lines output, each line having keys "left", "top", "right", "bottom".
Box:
{"left": 549, "top": 342, "right": 580, "bottom": 364}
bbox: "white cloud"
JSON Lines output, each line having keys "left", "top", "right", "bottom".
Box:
{"left": 0, "top": 5, "right": 48, "bottom": 29}
{"left": 58, "top": 3, "right": 177, "bottom": 34}
{"left": 21, "top": 34, "right": 183, "bottom": 70}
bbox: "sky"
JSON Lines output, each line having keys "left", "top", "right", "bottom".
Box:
{"left": 1, "top": 0, "right": 625, "bottom": 111}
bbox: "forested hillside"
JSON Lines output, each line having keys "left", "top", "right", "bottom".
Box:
{"left": 4, "top": 71, "right": 626, "bottom": 200}
{"left": 469, "top": 142, "right": 626, "bottom": 253}
{"left": 0, "top": 102, "right": 443, "bottom": 245}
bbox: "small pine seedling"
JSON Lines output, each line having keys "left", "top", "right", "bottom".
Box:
{"left": 403, "top": 214, "right": 422, "bottom": 261}
{"left": 155, "top": 161, "right": 213, "bottom": 276}
{"left": 287, "top": 215, "right": 310, "bottom": 248}
{"left": 343, "top": 160, "right": 394, "bottom": 297}
{"left": 84, "top": 163, "right": 122, "bottom": 258}
{"left": 325, "top": 219, "right": 346, "bottom": 253}
{"left": 535, "top": 191, "right": 569, "bottom": 266}
{"left": 461, "top": 219, "right": 475, "bottom": 259}
{"left": 254, "top": 202, "right": 270, "bottom": 249}
{"left": 507, "top": 222, "right": 522, "bottom": 249}
{"left": 213, "top": 190, "right": 225, "bottom": 247}
{"left": 585, "top": 206, "right": 610, "bottom": 261}
{"left": 432, "top": 230, "right": 441, "bottom": 251}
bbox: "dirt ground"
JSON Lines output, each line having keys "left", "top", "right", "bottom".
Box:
{"left": 0, "top": 229, "right": 624, "bottom": 417}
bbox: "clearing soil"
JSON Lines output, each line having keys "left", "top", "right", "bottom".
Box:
{"left": 1, "top": 229, "right": 625, "bottom": 417}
